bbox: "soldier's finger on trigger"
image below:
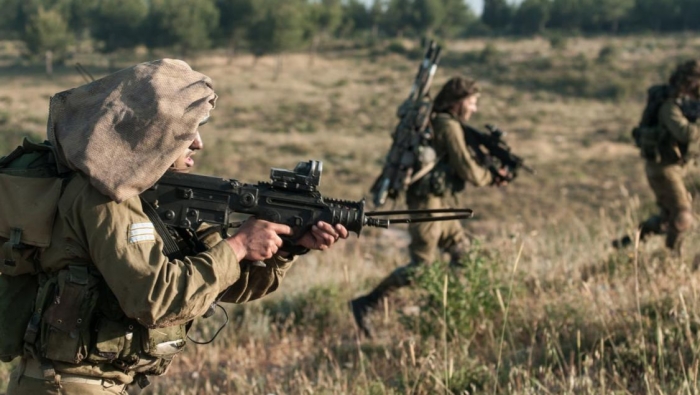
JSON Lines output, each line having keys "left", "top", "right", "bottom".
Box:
{"left": 271, "top": 223, "right": 293, "bottom": 235}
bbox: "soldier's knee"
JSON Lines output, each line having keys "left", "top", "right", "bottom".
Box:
{"left": 448, "top": 241, "right": 469, "bottom": 265}
{"left": 673, "top": 210, "right": 694, "bottom": 232}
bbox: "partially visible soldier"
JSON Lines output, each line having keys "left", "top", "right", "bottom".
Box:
{"left": 3, "top": 59, "right": 348, "bottom": 394}
{"left": 350, "top": 77, "right": 506, "bottom": 338}
{"left": 614, "top": 60, "right": 700, "bottom": 251}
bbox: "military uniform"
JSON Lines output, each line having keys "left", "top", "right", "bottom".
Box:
{"left": 639, "top": 98, "right": 700, "bottom": 249}
{"left": 350, "top": 112, "right": 492, "bottom": 336}
{"left": 406, "top": 112, "right": 492, "bottom": 265}
{"left": 7, "top": 173, "right": 295, "bottom": 394}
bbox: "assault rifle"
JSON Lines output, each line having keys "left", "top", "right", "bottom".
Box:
{"left": 141, "top": 160, "right": 471, "bottom": 343}
{"left": 462, "top": 124, "right": 535, "bottom": 183}
{"left": 680, "top": 98, "right": 700, "bottom": 122}
{"left": 371, "top": 40, "right": 442, "bottom": 207}
{"left": 141, "top": 160, "right": 473, "bottom": 248}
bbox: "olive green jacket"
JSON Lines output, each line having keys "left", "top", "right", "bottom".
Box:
{"left": 41, "top": 173, "right": 294, "bottom": 328}
{"left": 431, "top": 112, "right": 492, "bottom": 187}
{"left": 657, "top": 97, "right": 700, "bottom": 165}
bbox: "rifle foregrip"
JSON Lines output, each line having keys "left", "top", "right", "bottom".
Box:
{"left": 324, "top": 198, "right": 366, "bottom": 236}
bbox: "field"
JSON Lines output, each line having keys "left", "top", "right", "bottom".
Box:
{"left": 2, "top": 35, "right": 700, "bottom": 394}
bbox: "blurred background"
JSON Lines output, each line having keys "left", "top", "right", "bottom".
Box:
{"left": 3, "top": 1, "right": 700, "bottom": 394}
{"left": 0, "top": 0, "right": 697, "bottom": 75}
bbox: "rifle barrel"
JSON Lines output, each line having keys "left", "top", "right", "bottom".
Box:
{"left": 365, "top": 208, "right": 473, "bottom": 217}
{"left": 523, "top": 165, "right": 536, "bottom": 174}
{"left": 384, "top": 214, "right": 473, "bottom": 224}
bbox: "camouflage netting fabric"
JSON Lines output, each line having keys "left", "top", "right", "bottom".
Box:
{"left": 47, "top": 58, "right": 217, "bottom": 203}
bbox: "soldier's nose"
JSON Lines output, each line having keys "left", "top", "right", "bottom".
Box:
{"left": 191, "top": 132, "right": 204, "bottom": 150}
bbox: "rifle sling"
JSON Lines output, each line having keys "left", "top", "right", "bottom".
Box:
{"left": 139, "top": 197, "right": 185, "bottom": 261}
{"left": 408, "top": 154, "right": 444, "bottom": 185}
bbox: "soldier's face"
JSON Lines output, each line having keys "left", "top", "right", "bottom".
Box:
{"left": 171, "top": 131, "right": 203, "bottom": 172}
{"left": 458, "top": 94, "right": 479, "bottom": 122}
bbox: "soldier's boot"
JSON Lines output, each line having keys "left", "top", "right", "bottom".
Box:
{"left": 612, "top": 216, "right": 664, "bottom": 249}
{"left": 611, "top": 235, "right": 633, "bottom": 249}
{"left": 350, "top": 266, "right": 411, "bottom": 338}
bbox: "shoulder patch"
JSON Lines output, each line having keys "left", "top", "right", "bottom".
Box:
{"left": 129, "top": 222, "right": 156, "bottom": 244}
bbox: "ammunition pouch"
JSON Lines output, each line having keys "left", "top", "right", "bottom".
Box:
{"left": 87, "top": 316, "right": 185, "bottom": 377}
{"left": 35, "top": 266, "right": 100, "bottom": 364}
{"left": 27, "top": 265, "right": 187, "bottom": 374}
{"left": 409, "top": 161, "right": 465, "bottom": 198}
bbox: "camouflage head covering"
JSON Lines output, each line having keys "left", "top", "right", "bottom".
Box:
{"left": 433, "top": 77, "right": 480, "bottom": 113}
{"left": 669, "top": 60, "right": 700, "bottom": 98}
{"left": 47, "top": 59, "right": 217, "bottom": 203}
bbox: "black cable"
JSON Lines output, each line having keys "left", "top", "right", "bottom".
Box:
{"left": 187, "top": 304, "right": 230, "bottom": 345}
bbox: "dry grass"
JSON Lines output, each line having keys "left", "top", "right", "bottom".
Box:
{"left": 3, "top": 35, "right": 700, "bottom": 394}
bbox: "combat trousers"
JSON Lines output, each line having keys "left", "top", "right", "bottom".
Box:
{"left": 639, "top": 161, "right": 694, "bottom": 249}
{"left": 350, "top": 193, "right": 469, "bottom": 336}
{"left": 6, "top": 358, "right": 128, "bottom": 395}
{"left": 368, "top": 193, "right": 468, "bottom": 301}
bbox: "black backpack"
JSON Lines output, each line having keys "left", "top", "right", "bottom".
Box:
{"left": 631, "top": 85, "right": 672, "bottom": 160}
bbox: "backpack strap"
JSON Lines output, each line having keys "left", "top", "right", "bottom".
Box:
{"left": 1, "top": 228, "right": 22, "bottom": 267}
{"left": 139, "top": 197, "right": 184, "bottom": 261}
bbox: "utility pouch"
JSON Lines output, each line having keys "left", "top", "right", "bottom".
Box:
{"left": 40, "top": 266, "right": 99, "bottom": 364}
{"left": 632, "top": 126, "right": 661, "bottom": 162}
{"left": 429, "top": 161, "right": 462, "bottom": 196}
{"left": 429, "top": 165, "right": 447, "bottom": 196}
{"left": 88, "top": 317, "right": 130, "bottom": 363}
{"left": 0, "top": 273, "right": 38, "bottom": 362}
{"left": 141, "top": 325, "right": 187, "bottom": 359}
{"left": 408, "top": 174, "right": 432, "bottom": 198}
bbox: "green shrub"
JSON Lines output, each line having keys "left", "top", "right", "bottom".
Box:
{"left": 573, "top": 53, "right": 590, "bottom": 71}
{"left": 387, "top": 40, "right": 408, "bottom": 55}
{"left": 479, "top": 43, "right": 500, "bottom": 65}
{"left": 548, "top": 34, "right": 569, "bottom": 51}
{"left": 597, "top": 45, "right": 619, "bottom": 65}
{"left": 262, "top": 284, "right": 343, "bottom": 334}
{"left": 400, "top": 242, "right": 506, "bottom": 340}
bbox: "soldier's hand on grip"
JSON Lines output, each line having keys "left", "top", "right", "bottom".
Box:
{"left": 226, "top": 218, "right": 292, "bottom": 261}
{"left": 297, "top": 222, "right": 349, "bottom": 251}
{"left": 494, "top": 167, "right": 510, "bottom": 186}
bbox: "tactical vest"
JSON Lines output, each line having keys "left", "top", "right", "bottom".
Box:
{"left": 0, "top": 139, "right": 187, "bottom": 385}
{"left": 408, "top": 113, "right": 466, "bottom": 198}
{"left": 632, "top": 85, "right": 698, "bottom": 164}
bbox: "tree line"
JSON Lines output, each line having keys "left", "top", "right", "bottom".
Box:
{"left": 485, "top": 0, "right": 700, "bottom": 35}
{"left": 0, "top": 0, "right": 698, "bottom": 61}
